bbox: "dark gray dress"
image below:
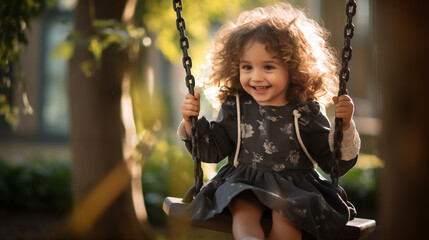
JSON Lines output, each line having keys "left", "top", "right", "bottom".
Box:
{"left": 182, "top": 93, "right": 357, "bottom": 240}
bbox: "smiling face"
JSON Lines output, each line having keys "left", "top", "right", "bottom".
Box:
{"left": 239, "top": 40, "right": 289, "bottom": 106}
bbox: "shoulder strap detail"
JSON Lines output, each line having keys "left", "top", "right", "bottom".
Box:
{"left": 233, "top": 95, "right": 241, "bottom": 167}
{"left": 293, "top": 110, "right": 317, "bottom": 168}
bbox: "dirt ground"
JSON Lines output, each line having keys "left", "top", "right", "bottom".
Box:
{"left": 0, "top": 210, "right": 234, "bottom": 240}
{"left": 0, "top": 210, "right": 65, "bottom": 240}
{"left": 0, "top": 210, "right": 377, "bottom": 240}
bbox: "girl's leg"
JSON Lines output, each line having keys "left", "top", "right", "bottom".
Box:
{"left": 229, "top": 191, "right": 265, "bottom": 240}
{"left": 268, "top": 211, "right": 302, "bottom": 240}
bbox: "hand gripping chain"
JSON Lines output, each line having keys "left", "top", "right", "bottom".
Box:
{"left": 332, "top": 0, "right": 357, "bottom": 186}
{"left": 173, "top": 0, "right": 203, "bottom": 203}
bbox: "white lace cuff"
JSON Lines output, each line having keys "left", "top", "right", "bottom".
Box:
{"left": 177, "top": 119, "right": 188, "bottom": 140}
{"left": 329, "top": 119, "right": 361, "bottom": 161}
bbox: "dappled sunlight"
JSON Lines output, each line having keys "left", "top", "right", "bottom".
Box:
{"left": 202, "top": 163, "right": 218, "bottom": 181}
{"left": 147, "top": 66, "right": 155, "bottom": 99}
{"left": 143, "top": 0, "right": 279, "bottom": 66}
{"left": 144, "top": 140, "right": 194, "bottom": 197}
{"left": 130, "top": 163, "right": 147, "bottom": 223}
{"left": 122, "top": 73, "right": 138, "bottom": 160}
{"left": 122, "top": 0, "right": 137, "bottom": 23}
{"left": 21, "top": 92, "right": 34, "bottom": 115}
{"left": 355, "top": 153, "right": 383, "bottom": 169}
{"left": 122, "top": 72, "right": 153, "bottom": 233}
{"left": 63, "top": 162, "right": 131, "bottom": 236}
{"left": 129, "top": 74, "right": 166, "bottom": 135}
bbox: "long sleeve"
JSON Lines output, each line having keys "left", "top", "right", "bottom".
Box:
{"left": 328, "top": 119, "right": 361, "bottom": 161}
{"left": 298, "top": 101, "right": 360, "bottom": 176}
{"left": 177, "top": 96, "right": 238, "bottom": 164}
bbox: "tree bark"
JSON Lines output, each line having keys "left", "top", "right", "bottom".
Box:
{"left": 67, "top": 0, "right": 145, "bottom": 238}
{"left": 377, "top": 1, "right": 429, "bottom": 239}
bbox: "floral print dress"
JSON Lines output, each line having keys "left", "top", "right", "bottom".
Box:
{"left": 179, "top": 93, "right": 359, "bottom": 240}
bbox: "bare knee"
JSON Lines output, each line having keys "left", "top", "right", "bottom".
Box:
{"left": 229, "top": 192, "right": 264, "bottom": 220}
{"left": 229, "top": 192, "right": 265, "bottom": 240}
{"left": 272, "top": 211, "right": 295, "bottom": 225}
{"left": 270, "top": 211, "right": 302, "bottom": 240}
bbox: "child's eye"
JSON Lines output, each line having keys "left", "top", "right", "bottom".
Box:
{"left": 264, "top": 65, "right": 275, "bottom": 70}
{"left": 241, "top": 65, "right": 252, "bottom": 70}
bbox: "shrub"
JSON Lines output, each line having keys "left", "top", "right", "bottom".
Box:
{"left": 0, "top": 155, "right": 72, "bottom": 212}
{"left": 141, "top": 140, "right": 194, "bottom": 226}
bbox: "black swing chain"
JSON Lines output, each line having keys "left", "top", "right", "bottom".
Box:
{"left": 173, "top": 0, "right": 204, "bottom": 203}
{"left": 331, "top": 0, "right": 357, "bottom": 186}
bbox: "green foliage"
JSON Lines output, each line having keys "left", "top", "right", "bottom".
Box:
{"left": 80, "top": 20, "right": 147, "bottom": 77}
{"left": 140, "top": 139, "right": 234, "bottom": 227}
{"left": 0, "top": 94, "right": 18, "bottom": 126}
{"left": 56, "top": 19, "right": 148, "bottom": 77}
{"left": 141, "top": 139, "right": 194, "bottom": 226}
{"left": 0, "top": 156, "right": 72, "bottom": 212}
{"left": 0, "top": 0, "right": 46, "bottom": 70}
{"left": 140, "top": 0, "right": 278, "bottom": 66}
{"left": 0, "top": 0, "right": 47, "bottom": 125}
{"left": 319, "top": 166, "right": 380, "bottom": 216}
{"left": 339, "top": 167, "right": 380, "bottom": 214}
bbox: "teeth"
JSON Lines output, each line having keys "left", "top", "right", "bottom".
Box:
{"left": 254, "top": 86, "right": 268, "bottom": 90}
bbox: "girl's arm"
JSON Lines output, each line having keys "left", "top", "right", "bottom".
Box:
{"left": 178, "top": 94, "right": 238, "bottom": 164}
{"left": 300, "top": 100, "right": 360, "bottom": 176}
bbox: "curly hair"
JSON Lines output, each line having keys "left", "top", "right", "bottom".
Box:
{"left": 205, "top": 1, "right": 339, "bottom": 105}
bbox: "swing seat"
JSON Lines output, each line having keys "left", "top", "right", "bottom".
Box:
{"left": 163, "top": 197, "right": 376, "bottom": 240}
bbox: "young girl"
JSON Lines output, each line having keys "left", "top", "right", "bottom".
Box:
{"left": 178, "top": 2, "right": 360, "bottom": 240}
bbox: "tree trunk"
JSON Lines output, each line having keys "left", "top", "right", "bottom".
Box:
{"left": 377, "top": 1, "right": 429, "bottom": 239}
{"left": 66, "top": 0, "right": 145, "bottom": 238}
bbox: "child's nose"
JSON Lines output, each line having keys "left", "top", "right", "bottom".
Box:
{"left": 251, "top": 69, "right": 264, "bottom": 82}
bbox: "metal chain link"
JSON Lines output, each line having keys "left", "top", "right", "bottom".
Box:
{"left": 332, "top": 0, "right": 357, "bottom": 186}
{"left": 173, "top": 0, "right": 203, "bottom": 203}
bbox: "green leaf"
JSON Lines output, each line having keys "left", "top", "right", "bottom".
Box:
{"left": 52, "top": 40, "right": 75, "bottom": 60}
{"left": 101, "top": 33, "right": 122, "bottom": 49}
{"left": 88, "top": 37, "right": 102, "bottom": 61}
{"left": 80, "top": 60, "right": 96, "bottom": 77}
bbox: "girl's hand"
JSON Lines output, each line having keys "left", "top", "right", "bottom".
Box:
{"left": 181, "top": 91, "right": 201, "bottom": 136}
{"left": 332, "top": 94, "right": 354, "bottom": 131}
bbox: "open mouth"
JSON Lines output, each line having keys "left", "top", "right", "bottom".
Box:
{"left": 253, "top": 86, "right": 270, "bottom": 90}
{"left": 253, "top": 86, "right": 269, "bottom": 90}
